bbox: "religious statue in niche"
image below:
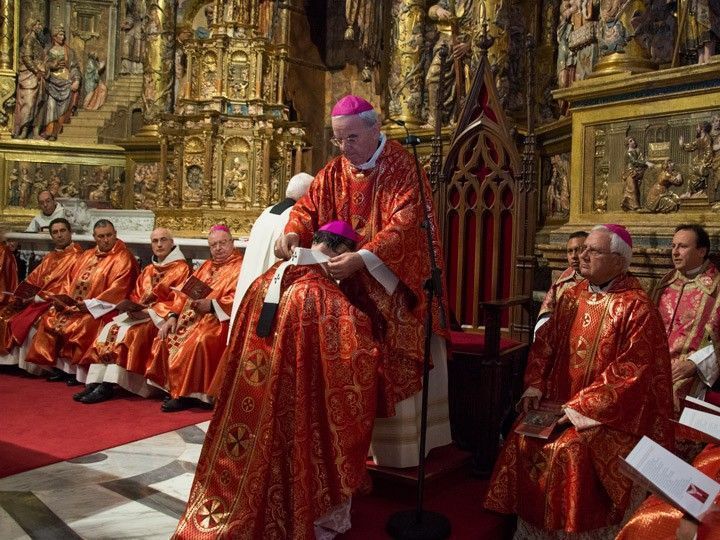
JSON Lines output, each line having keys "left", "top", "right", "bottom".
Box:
{"left": 185, "top": 165, "right": 204, "bottom": 199}
{"left": 546, "top": 154, "right": 570, "bottom": 217}
{"left": 425, "top": 1, "right": 475, "bottom": 126}
{"left": 224, "top": 157, "right": 251, "bottom": 207}
{"left": 40, "top": 26, "right": 82, "bottom": 141}
{"left": 89, "top": 167, "right": 111, "bottom": 202}
{"left": 120, "top": 13, "right": 144, "bottom": 75}
{"left": 134, "top": 164, "right": 158, "bottom": 210}
{"left": 620, "top": 137, "right": 651, "bottom": 211}
{"left": 8, "top": 168, "right": 20, "bottom": 206}
{"left": 641, "top": 160, "right": 684, "bottom": 212}
{"left": 228, "top": 56, "right": 250, "bottom": 100}
{"left": 83, "top": 53, "right": 107, "bottom": 110}
{"left": 195, "top": 4, "right": 215, "bottom": 40}
{"left": 679, "top": 122, "right": 713, "bottom": 197}
{"left": 678, "top": 0, "right": 720, "bottom": 63}
{"left": 201, "top": 54, "right": 218, "bottom": 100}
{"left": 12, "top": 19, "right": 45, "bottom": 139}
{"left": 18, "top": 167, "right": 32, "bottom": 207}
{"left": 556, "top": 5, "right": 576, "bottom": 90}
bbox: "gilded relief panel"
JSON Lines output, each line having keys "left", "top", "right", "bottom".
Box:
{"left": 221, "top": 137, "right": 251, "bottom": 208}
{"left": 582, "top": 111, "right": 720, "bottom": 215}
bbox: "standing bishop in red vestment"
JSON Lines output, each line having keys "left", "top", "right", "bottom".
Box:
{"left": 653, "top": 224, "right": 720, "bottom": 411}
{"left": 484, "top": 224, "right": 674, "bottom": 539}
{"left": 26, "top": 219, "right": 139, "bottom": 385}
{"left": 145, "top": 225, "right": 243, "bottom": 412}
{"left": 274, "top": 95, "right": 450, "bottom": 467}
{"left": 73, "top": 228, "right": 190, "bottom": 404}
{"left": 175, "top": 221, "right": 382, "bottom": 540}
{"left": 0, "top": 218, "right": 82, "bottom": 372}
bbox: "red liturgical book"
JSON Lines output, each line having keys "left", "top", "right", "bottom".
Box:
{"left": 179, "top": 275, "right": 213, "bottom": 300}
{"left": 515, "top": 401, "right": 564, "bottom": 439}
{"left": 11, "top": 281, "right": 41, "bottom": 300}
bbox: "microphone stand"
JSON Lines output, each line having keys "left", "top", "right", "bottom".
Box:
{"left": 385, "top": 119, "right": 450, "bottom": 540}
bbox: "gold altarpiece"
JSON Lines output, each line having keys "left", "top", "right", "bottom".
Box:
{"left": 537, "top": 63, "right": 720, "bottom": 289}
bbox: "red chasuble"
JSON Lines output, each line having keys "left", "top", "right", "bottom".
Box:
{"left": 26, "top": 240, "right": 139, "bottom": 366}
{"left": 484, "top": 274, "right": 674, "bottom": 533}
{"left": 618, "top": 444, "right": 720, "bottom": 540}
{"left": 145, "top": 249, "right": 242, "bottom": 398}
{"left": 0, "top": 242, "right": 83, "bottom": 353}
{"left": 653, "top": 262, "right": 720, "bottom": 410}
{"left": 284, "top": 139, "right": 446, "bottom": 416}
{"left": 174, "top": 263, "right": 381, "bottom": 540}
{"left": 79, "top": 255, "right": 190, "bottom": 374}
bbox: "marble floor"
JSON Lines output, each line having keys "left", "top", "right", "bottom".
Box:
{"left": 0, "top": 422, "right": 209, "bottom": 539}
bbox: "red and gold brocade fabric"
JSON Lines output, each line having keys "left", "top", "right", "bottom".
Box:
{"left": 0, "top": 242, "right": 82, "bottom": 353}
{"left": 653, "top": 262, "right": 720, "bottom": 410}
{"left": 26, "top": 240, "right": 139, "bottom": 366}
{"left": 617, "top": 444, "right": 720, "bottom": 540}
{"left": 0, "top": 243, "right": 18, "bottom": 305}
{"left": 174, "top": 264, "right": 380, "bottom": 540}
{"left": 79, "top": 256, "right": 190, "bottom": 373}
{"left": 538, "top": 266, "right": 585, "bottom": 319}
{"left": 145, "top": 250, "right": 242, "bottom": 398}
{"left": 484, "top": 274, "right": 674, "bottom": 533}
{"left": 284, "top": 140, "right": 446, "bottom": 416}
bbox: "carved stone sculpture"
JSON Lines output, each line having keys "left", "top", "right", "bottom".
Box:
{"left": 642, "top": 160, "right": 683, "bottom": 212}
{"left": 12, "top": 19, "right": 44, "bottom": 139}
{"left": 40, "top": 26, "right": 82, "bottom": 141}
{"left": 620, "top": 137, "right": 648, "bottom": 211}
{"left": 679, "top": 122, "right": 713, "bottom": 197}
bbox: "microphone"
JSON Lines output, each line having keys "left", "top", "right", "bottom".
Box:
{"left": 388, "top": 118, "right": 421, "bottom": 146}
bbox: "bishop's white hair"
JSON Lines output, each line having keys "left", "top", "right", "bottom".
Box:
{"left": 332, "top": 109, "right": 379, "bottom": 127}
{"left": 285, "top": 172, "right": 314, "bottom": 201}
{"left": 591, "top": 225, "right": 632, "bottom": 272}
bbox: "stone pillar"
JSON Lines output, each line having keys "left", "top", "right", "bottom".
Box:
{"left": 139, "top": 0, "right": 176, "bottom": 136}
{"left": 386, "top": 0, "right": 425, "bottom": 127}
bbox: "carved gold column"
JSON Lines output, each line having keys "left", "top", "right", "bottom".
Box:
{"left": 138, "top": 0, "right": 176, "bottom": 138}
{"left": 0, "top": 0, "right": 17, "bottom": 138}
{"left": 386, "top": 0, "right": 425, "bottom": 127}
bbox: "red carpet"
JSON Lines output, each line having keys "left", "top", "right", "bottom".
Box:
{"left": 342, "top": 470, "right": 514, "bottom": 539}
{"left": 0, "top": 367, "right": 212, "bottom": 478}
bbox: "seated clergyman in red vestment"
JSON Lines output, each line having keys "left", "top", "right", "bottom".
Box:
{"left": 174, "top": 221, "right": 384, "bottom": 540}
{"left": 73, "top": 228, "right": 190, "bottom": 404}
{"left": 652, "top": 224, "right": 720, "bottom": 412}
{"left": 534, "top": 230, "right": 587, "bottom": 335}
{"left": 617, "top": 443, "right": 720, "bottom": 540}
{"left": 26, "top": 219, "right": 139, "bottom": 385}
{"left": 144, "top": 224, "right": 243, "bottom": 412}
{"left": 484, "top": 224, "right": 674, "bottom": 539}
{"left": 274, "top": 95, "right": 450, "bottom": 468}
{"left": 0, "top": 218, "right": 82, "bottom": 372}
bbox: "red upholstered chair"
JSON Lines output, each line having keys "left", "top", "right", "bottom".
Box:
{"left": 438, "top": 53, "right": 536, "bottom": 474}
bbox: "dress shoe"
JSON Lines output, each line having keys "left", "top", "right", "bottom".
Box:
{"left": 46, "top": 369, "right": 67, "bottom": 382}
{"left": 80, "top": 383, "right": 115, "bottom": 404}
{"left": 65, "top": 377, "right": 81, "bottom": 386}
{"left": 73, "top": 383, "right": 99, "bottom": 402}
{"left": 161, "top": 397, "right": 193, "bottom": 412}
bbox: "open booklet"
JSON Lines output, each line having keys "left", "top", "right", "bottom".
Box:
{"left": 514, "top": 401, "right": 564, "bottom": 439}
{"left": 3, "top": 281, "right": 41, "bottom": 300}
{"left": 621, "top": 436, "right": 720, "bottom": 521}
{"left": 675, "top": 407, "right": 720, "bottom": 445}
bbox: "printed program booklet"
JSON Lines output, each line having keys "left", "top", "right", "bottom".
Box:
{"left": 621, "top": 436, "right": 720, "bottom": 521}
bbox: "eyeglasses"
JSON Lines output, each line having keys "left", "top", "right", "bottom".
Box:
{"left": 330, "top": 135, "right": 361, "bottom": 148}
{"left": 582, "top": 246, "right": 614, "bottom": 258}
{"left": 209, "top": 239, "right": 233, "bottom": 249}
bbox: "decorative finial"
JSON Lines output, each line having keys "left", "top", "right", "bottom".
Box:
{"left": 477, "top": 2, "right": 494, "bottom": 55}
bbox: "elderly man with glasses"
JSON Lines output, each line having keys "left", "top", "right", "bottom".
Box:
{"left": 145, "top": 224, "right": 243, "bottom": 412}
{"left": 273, "top": 95, "right": 451, "bottom": 469}
{"left": 485, "top": 224, "right": 673, "bottom": 540}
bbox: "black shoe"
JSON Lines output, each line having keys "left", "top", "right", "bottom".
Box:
{"left": 46, "top": 368, "right": 67, "bottom": 382}
{"left": 73, "top": 383, "right": 99, "bottom": 402}
{"left": 80, "top": 383, "right": 115, "bottom": 404}
{"left": 161, "top": 397, "right": 193, "bottom": 412}
{"left": 65, "top": 377, "right": 81, "bottom": 386}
